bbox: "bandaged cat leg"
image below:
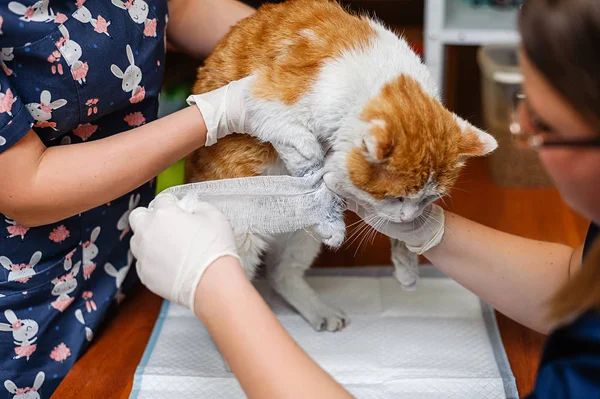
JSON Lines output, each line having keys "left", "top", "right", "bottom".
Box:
{"left": 169, "top": 173, "right": 335, "bottom": 235}
{"left": 269, "top": 142, "right": 346, "bottom": 248}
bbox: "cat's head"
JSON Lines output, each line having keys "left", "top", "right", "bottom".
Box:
{"left": 329, "top": 76, "right": 497, "bottom": 223}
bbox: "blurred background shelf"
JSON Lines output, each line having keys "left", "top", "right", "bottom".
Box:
{"left": 425, "top": 0, "right": 520, "bottom": 98}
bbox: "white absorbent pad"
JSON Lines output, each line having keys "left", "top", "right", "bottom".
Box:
{"left": 130, "top": 267, "right": 518, "bottom": 399}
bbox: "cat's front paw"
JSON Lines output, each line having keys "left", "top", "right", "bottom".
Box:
{"left": 308, "top": 303, "right": 349, "bottom": 332}
{"left": 315, "top": 196, "right": 346, "bottom": 248}
{"left": 316, "top": 219, "right": 346, "bottom": 248}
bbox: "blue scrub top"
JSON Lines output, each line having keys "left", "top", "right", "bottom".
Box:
{"left": 525, "top": 223, "right": 600, "bottom": 398}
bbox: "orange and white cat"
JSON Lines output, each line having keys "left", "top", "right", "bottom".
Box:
{"left": 187, "top": 0, "right": 497, "bottom": 331}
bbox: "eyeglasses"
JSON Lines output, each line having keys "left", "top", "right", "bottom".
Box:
{"left": 509, "top": 93, "right": 600, "bottom": 150}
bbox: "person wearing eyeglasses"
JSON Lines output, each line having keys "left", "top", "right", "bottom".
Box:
{"left": 129, "top": 0, "right": 599, "bottom": 397}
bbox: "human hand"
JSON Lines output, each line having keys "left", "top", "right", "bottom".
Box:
{"left": 129, "top": 193, "right": 241, "bottom": 315}
{"left": 187, "top": 76, "right": 252, "bottom": 146}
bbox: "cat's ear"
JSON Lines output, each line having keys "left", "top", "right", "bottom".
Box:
{"left": 454, "top": 114, "right": 497, "bottom": 157}
{"left": 363, "top": 119, "right": 395, "bottom": 162}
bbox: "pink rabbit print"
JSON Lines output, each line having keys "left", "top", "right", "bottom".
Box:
{"left": 0, "top": 252, "right": 42, "bottom": 284}
{"left": 0, "top": 16, "right": 4, "bottom": 34}
{"left": 1, "top": 47, "right": 14, "bottom": 77}
{"left": 86, "top": 98, "right": 99, "bottom": 116}
{"left": 5, "top": 218, "right": 28, "bottom": 240}
{"left": 82, "top": 291, "right": 97, "bottom": 312}
{"left": 26, "top": 90, "right": 67, "bottom": 131}
{"left": 82, "top": 226, "right": 101, "bottom": 279}
{"left": 73, "top": 2, "right": 111, "bottom": 36}
{"left": 56, "top": 25, "right": 88, "bottom": 84}
{"left": 0, "top": 83, "right": 16, "bottom": 116}
{"left": 111, "top": 45, "right": 145, "bottom": 104}
{"left": 111, "top": 0, "right": 156, "bottom": 37}
{"left": 0, "top": 310, "right": 39, "bottom": 361}
{"left": 50, "top": 260, "right": 81, "bottom": 312}
{"left": 124, "top": 111, "right": 145, "bottom": 127}
{"left": 73, "top": 123, "right": 98, "bottom": 141}
{"left": 49, "top": 225, "right": 70, "bottom": 243}
{"left": 50, "top": 342, "right": 71, "bottom": 362}
{"left": 4, "top": 372, "right": 45, "bottom": 399}
{"left": 8, "top": 0, "right": 55, "bottom": 23}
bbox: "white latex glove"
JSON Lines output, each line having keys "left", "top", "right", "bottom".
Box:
{"left": 129, "top": 193, "right": 241, "bottom": 315}
{"left": 346, "top": 200, "right": 445, "bottom": 255}
{"left": 187, "top": 77, "right": 252, "bottom": 147}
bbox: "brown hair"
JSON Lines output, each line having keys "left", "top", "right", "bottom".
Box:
{"left": 519, "top": 0, "right": 600, "bottom": 324}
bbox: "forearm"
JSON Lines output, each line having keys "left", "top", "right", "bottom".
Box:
{"left": 195, "top": 257, "right": 352, "bottom": 399}
{"left": 3, "top": 106, "right": 206, "bottom": 226}
{"left": 424, "top": 211, "right": 579, "bottom": 334}
{"left": 167, "top": 0, "right": 255, "bottom": 59}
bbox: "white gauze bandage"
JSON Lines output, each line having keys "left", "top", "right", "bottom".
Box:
{"left": 162, "top": 172, "right": 339, "bottom": 235}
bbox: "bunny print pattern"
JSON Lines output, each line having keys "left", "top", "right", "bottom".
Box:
{"left": 0, "top": 0, "right": 167, "bottom": 396}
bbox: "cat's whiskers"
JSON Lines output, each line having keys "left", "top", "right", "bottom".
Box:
{"left": 365, "top": 217, "right": 382, "bottom": 248}
{"left": 347, "top": 217, "right": 368, "bottom": 229}
{"left": 440, "top": 196, "right": 450, "bottom": 208}
{"left": 351, "top": 214, "right": 383, "bottom": 255}
{"left": 368, "top": 218, "right": 381, "bottom": 245}
{"left": 345, "top": 217, "right": 376, "bottom": 249}
{"left": 362, "top": 215, "right": 388, "bottom": 254}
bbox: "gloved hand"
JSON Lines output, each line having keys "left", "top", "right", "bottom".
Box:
{"left": 187, "top": 77, "right": 252, "bottom": 147}
{"left": 128, "top": 193, "right": 241, "bottom": 315}
{"left": 345, "top": 200, "right": 445, "bottom": 255}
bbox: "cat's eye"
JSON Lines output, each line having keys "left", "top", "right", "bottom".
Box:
{"left": 396, "top": 197, "right": 404, "bottom": 203}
